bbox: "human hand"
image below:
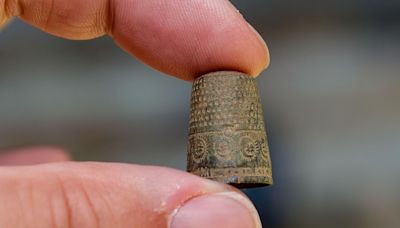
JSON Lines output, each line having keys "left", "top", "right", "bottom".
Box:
{"left": 0, "top": 0, "right": 269, "bottom": 227}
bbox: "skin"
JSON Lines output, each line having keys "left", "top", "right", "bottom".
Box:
{"left": 0, "top": 0, "right": 270, "bottom": 227}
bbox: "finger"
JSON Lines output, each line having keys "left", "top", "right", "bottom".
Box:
{"left": 1, "top": 0, "right": 269, "bottom": 80}
{"left": 0, "top": 162, "right": 262, "bottom": 228}
{"left": 0, "top": 146, "right": 70, "bottom": 166}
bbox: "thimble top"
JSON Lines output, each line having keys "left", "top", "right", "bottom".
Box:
{"left": 187, "top": 71, "right": 273, "bottom": 188}
{"left": 189, "top": 71, "right": 265, "bottom": 135}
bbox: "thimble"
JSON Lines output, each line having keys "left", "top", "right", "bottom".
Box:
{"left": 187, "top": 71, "right": 273, "bottom": 188}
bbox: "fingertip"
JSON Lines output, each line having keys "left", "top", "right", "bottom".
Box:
{"left": 111, "top": 0, "right": 270, "bottom": 81}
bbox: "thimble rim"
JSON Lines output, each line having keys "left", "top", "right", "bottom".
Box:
{"left": 231, "top": 182, "right": 273, "bottom": 189}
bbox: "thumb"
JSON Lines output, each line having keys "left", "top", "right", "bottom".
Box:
{"left": 0, "top": 146, "right": 70, "bottom": 166}
{"left": 0, "top": 162, "right": 262, "bottom": 228}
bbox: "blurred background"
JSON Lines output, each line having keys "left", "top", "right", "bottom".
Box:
{"left": 1, "top": 0, "right": 399, "bottom": 227}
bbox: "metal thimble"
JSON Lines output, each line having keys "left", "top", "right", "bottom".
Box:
{"left": 187, "top": 71, "right": 273, "bottom": 188}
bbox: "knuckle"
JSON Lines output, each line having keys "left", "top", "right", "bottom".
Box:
{"left": 3, "top": 0, "right": 20, "bottom": 17}
{"left": 0, "top": 166, "right": 107, "bottom": 228}
{"left": 1, "top": 0, "right": 20, "bottom": 26}
{"left": 47, "top": 170, "right": 104, "bottom": 227}
{"left": 1, "top": 0, "right": 6, "bottom": 25}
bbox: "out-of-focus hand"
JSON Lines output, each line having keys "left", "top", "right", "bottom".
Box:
{"left": 0, "top": 0, "right": 269, "bottom": 227}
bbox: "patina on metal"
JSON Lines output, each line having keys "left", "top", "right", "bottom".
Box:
{"left": 187, "top": 71, "right": 273, "bottom": 188}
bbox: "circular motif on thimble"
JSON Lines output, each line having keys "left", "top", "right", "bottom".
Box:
{"left": 213, "top": 136, "right": 232, "bottom": 161}
{"left": 189, "top": 136, "right": 208, "bottom": 163}
{"left": 260, "top": 136, "right": 270, "bottom": 162}
{"left": 240, "top": 136, "right": 260, "bottom": 161}
{"left": 261, "top": 137, "right": 270, "bottom": 161}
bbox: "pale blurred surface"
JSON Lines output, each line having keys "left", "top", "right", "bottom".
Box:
{"left": 1, "top": 1, "right": 400, "bottom": 227}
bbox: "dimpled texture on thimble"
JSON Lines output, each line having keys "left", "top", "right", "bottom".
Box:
{"left": 187, "top": 71, "right": 273, "bottom": 188}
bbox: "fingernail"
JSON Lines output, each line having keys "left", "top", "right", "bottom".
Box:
{"left": 247, "top": 23, "right": 270, "bottom": 71}
{"left": 169, "top": 192, "right": 262, "bottom": 228}
{"left": 247, "top": 23, "right": 268, "bottom": 52}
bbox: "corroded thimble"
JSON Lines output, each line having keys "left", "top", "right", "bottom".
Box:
{"left": 187, "top": 71, "right": 273, "bottom": 188}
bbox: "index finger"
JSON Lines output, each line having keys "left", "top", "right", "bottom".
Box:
{"left": 1, "top": 0, "right": 269, "bottom": 80}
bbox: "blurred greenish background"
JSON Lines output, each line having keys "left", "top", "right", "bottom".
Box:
{"left": 1, "top": 0, "right": 400, "bottom": 227}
